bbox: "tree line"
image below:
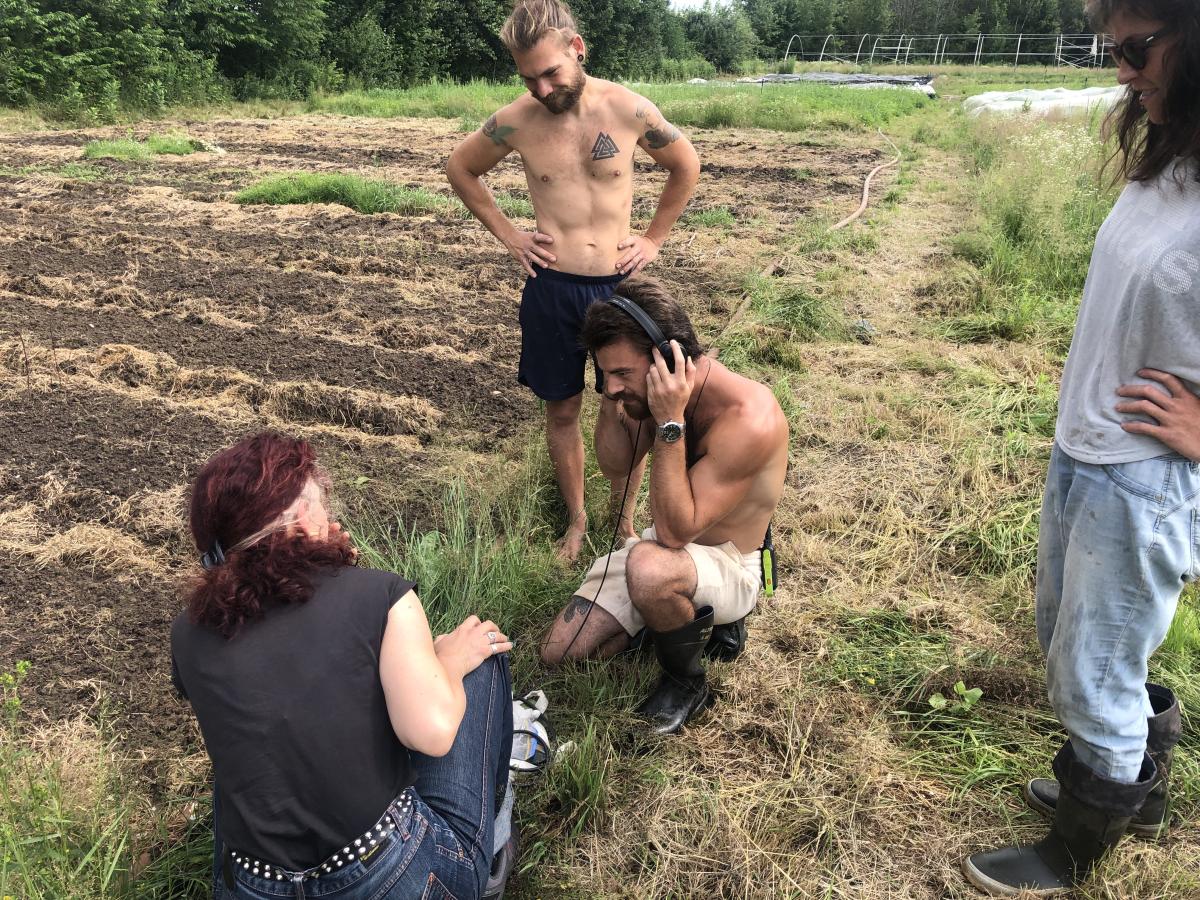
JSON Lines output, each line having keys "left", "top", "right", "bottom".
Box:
{"left": 0, "top": 0, "right": 1091, "bottom": 118}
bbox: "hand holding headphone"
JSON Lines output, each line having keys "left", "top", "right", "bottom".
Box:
{"left": 647, "top": 341, "right": 696, "bottom": 425}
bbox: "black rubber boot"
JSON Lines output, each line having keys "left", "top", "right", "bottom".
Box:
{"left": 636, "top": 605, "right": 715, "bottom": 735}
{"left": 704, "top": 616, "right": 747, "bottom": 662}
{"left": 962, "top": 744, "right": 1155, "bottom": 896}
{"left": 1025, "top": 684, "right": 1181, "bottom": 838}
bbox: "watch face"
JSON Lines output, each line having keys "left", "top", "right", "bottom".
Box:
{"left": 659, "top": 422, "right": 683, "bottom": 443}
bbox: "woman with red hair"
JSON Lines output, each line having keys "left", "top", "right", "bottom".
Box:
{"left": 171, "top": 431, "right": 514, "bottom": 899}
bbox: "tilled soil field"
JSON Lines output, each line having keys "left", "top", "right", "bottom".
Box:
{"left": 0, "top": 113, "right": 888, "bottom": 788}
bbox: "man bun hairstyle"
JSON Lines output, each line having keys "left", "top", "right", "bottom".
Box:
{"left": 500, "top": 0, "right": 579, "bottom": 53}
{"left": 581, "top": 275, "right": 704, "bottom": 362}
{"left": 1087, "top": 0, "right": 1200, "bottom": 183}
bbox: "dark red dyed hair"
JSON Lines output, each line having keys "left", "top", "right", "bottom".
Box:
{"left": 186, "top": 431, "right": 355, "bottom": 637}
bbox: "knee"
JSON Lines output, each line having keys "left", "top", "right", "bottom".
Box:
{"left": 545, "top": 397, "right": 582, "bottom": 430}
{"left": 626, "top": 541, "right": 679, "bottom": 609}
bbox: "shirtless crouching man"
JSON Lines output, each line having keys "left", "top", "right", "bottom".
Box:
{"left": 539, "top": 277, "right": 788, "bottom": 734}
{"left": 446, "top": 0, "right": 700, "bottom": 562}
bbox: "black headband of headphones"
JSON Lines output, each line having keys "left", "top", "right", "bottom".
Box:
{"left": 604, "top": 294, "right": 675, "bottom": 372}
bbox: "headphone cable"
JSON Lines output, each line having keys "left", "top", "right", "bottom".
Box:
{"left": 556, "top": 419, "right": 643, "bottom": 662}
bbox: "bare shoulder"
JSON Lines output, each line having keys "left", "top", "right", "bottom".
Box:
{"left": 713, "top": 376, "right": 788, "bottom": 465}
{"left": 481, "top": 96, "right": 538, "bottom": 145}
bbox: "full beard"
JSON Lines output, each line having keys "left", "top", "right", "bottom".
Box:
{"left": 617, "top": 397, "right": 653, "bottom": 421}
{"left": 537, "top": 68, "right": 586, "bottom": 115}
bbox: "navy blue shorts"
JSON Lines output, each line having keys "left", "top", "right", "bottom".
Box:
{"left": 517, "top": 268, "right": 625, "bottom": 402}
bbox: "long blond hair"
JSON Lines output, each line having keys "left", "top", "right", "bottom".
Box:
{"left": 499, "top": 0, "right": 578, "bottom": 53}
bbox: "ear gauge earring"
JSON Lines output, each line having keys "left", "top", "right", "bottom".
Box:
{"left": 578, "top": 54, "right": 584, "bottom": 63}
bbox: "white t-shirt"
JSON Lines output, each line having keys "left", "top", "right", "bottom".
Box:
{"left": 1056, "top": 160, "right": 1200, "bottom": 464}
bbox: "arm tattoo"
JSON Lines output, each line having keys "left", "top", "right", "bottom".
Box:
{"left": 592, "top": 132, "right": 619, "bottom": 160}
{"left": 645, "top": 124, "right": 681, "bottom": 150}
{"left": 482, "top": 114, "right": 516, "bottom": 146}
{"left": 635, "top": 102, "right": 680, "bottom": 150}
{"left": 563, "top": 595, "right": 593, "bottom": 624}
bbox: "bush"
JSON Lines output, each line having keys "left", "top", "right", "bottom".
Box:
{"left": 656, "top": 56, "right": 717, "bottom": 82}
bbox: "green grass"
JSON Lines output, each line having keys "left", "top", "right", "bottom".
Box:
{"left": 83, "top": 138, "right": 153, "bottom": 161}
{"left": 83, "top": 132, "right": 202, "bottom": 161}
{"left": 0, "top": 663, "right": 136, "bottom": 899}
{"left": 682, "top": 205, "right": 735, "bottom": 228}
{"left": 144, "top": 132, "right": 201, "bottom": 155}
{"left": 309, "top": 79, "right": 929, "bottom": 133}
{"left": 235, "top": 172, "right": 458, "bottom": 216}
{"left": 938, "top": 115, "right": 1118, "bottom": 354}
{"left": 234, "top": 172, "right": 532, "bottom": 220}
{"left": 309, "top": 80, "right": 523, "bottom": 120}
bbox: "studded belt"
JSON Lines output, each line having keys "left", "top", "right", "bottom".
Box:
{"left": 224, "top": 788, "right": 415, "bottom": 885}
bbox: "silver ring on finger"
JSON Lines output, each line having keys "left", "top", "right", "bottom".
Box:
{"left": 487, "top": 631, "right": 497, "bottom": 644}
{"left": 490, "top": 643, "right": 499, "bottom": 654}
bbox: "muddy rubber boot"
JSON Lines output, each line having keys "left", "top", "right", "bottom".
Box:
{"left": 1025, "top": 684, "right": 1181, "bottom": 838}
{"left": 703, "top": 616, "right": 746, "bottom": 662}
{"left": 962, "top": 744, "right": 1155, "bottom": 896}
{"left": 636, "top": 606, "right": 714, "bottom": 735}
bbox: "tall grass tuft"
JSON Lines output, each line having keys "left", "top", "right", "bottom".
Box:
{"left": 83, "top": 138, "right": 153, "bottom": 161}
{"left": 235, "top": 173, "right": 458, "bottom": 217}
{"left": 0, "top": 662, "right": 136, "bottom": 899}
{"left": 942, "top": 116, "right": 1118, "bottom": 353}
{"left": 351, "top": 448, "right": 574, "bottom": 678}
{"left": 84, "top": 133, "right": 202, "bottom": 160}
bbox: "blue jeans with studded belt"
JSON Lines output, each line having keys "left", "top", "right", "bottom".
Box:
{"left": 215, "top": 654, "right": 513, "bottom": 900}
{"left": 1037, "top": 443, "right": 1199, "bottom": 784}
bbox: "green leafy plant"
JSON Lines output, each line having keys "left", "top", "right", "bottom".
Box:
{"left": 929, "top": 680, "right": 984, "bottom": 714}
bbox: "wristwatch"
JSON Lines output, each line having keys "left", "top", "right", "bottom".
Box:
{"left": 656, "top": 420, "right": 684, "bottom": 443}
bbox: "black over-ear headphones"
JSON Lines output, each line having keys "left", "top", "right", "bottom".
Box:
{"left": 604, "top": 294, "right": 676, "bottom": 373}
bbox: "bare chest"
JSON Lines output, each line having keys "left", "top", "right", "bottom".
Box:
{"left": 518, "top": 121, "right": 638, "bottom": 187}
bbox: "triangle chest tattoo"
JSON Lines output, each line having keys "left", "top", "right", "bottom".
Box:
{"left": 591, "top": 132, "right": 619, "bottom": 160}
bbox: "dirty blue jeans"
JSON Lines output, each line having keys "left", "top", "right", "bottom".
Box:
{"left": 1037, "top": 443, "right": 1199, "bottom": 783}
{"left": 214, "top": 654, "right": 513, "bottom": 899}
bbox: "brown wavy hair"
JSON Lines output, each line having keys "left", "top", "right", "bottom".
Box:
{"left": 1089, "top": 0, "right": 1200, "bottom": 183}
{"left": 186, "top": 432, "right": 355, "bottom": 637}
{"left": 580, "top": 275, "right": 704, "bottom": 362}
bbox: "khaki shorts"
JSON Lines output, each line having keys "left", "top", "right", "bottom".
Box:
{"left": 575, "top": 526, "right": 762, "bottom": 636}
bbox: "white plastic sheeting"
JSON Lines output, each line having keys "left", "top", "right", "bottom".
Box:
{"left": 963, "top": 86, "right": 1124, "bottom": 118}
{"left": 737, "top": 72, "right": 937, "bottom": 97}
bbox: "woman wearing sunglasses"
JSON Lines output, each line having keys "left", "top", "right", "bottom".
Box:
{"left": 171, "top": 432, "right": 515, "bottom": 899}
{"left": 963, "top": 1, "right": 1200, "bottom": 896}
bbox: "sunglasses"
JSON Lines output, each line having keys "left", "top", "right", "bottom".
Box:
{"left": 1107, "top": 30, "right": 1166, "bottom": 70}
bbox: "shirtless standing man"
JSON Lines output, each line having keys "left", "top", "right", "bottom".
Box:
{"left": 539, "top": 277, "right": 789, "bottom": 735}
{"left": 446, "top": 0, "right": 700, "bottom": 562}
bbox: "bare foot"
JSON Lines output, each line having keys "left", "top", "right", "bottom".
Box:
{"left": 555, "top": 514, "right": 588, "bottom": 565}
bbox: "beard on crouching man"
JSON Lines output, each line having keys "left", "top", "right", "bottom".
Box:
{"left": 538, "top": 275, "right": 789, "bottom": 734}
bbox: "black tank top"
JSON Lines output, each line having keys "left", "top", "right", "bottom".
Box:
{"left": 171, "top": 566, "right": 417, "bottom": 870}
